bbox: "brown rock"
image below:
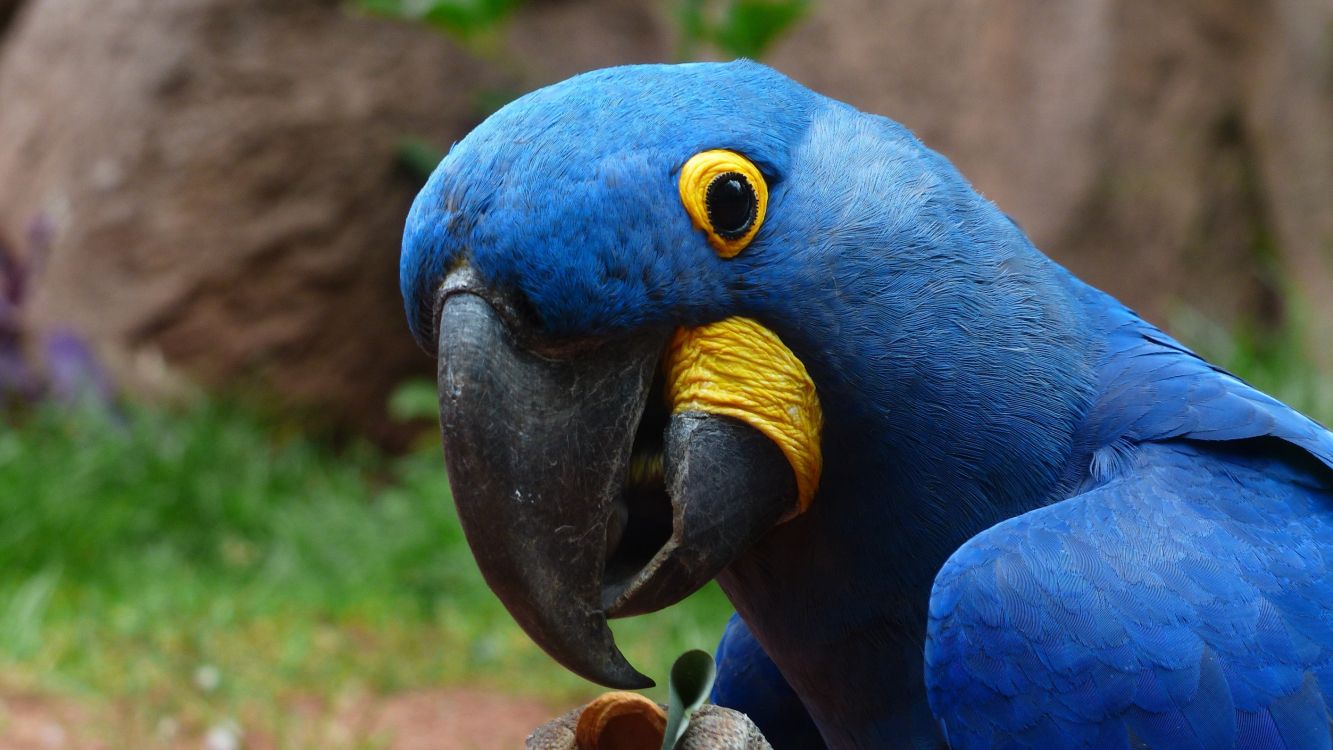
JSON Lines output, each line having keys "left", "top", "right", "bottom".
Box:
{"left": 768, "top": 0, "right": 1332, "bottom": 358}
{"left": 0, "top": 0, "right": 483, "bottom": 437}
{"left": 0, "top": 0, "right": 24, "bottom": 39}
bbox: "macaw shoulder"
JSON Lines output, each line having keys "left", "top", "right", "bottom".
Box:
{"left": 1072, "top": 279, "right": 1333, "bottom": 480}
{"left": 923, "top": 279, "right": 1333, "bottom": 748}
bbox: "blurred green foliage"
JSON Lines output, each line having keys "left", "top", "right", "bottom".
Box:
{"left": 0, "top": 401, "right": 732, "bottom": 744}
{"left": 357, "top": 0, "right": 522, "bottom": 41}
{"left": 395, "top": 137, "right": 449, "bottom": 185}
{"left": 676, "top": 0, "right": 808, "bottom": 60}
{"left": 356, "top": 0, "right": 810, "bottom": 60}
{"left": 386, "top": 377, "right": 439, "bottom": 424}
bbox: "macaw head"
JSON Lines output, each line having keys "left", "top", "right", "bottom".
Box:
{"left": 401, "top": 61, "right": 1090, "bottom": 688}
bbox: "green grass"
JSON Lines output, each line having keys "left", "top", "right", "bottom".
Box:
{"left": 0, "top": 401, "right": 733, "bottom": 744}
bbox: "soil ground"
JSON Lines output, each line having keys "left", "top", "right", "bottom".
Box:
{"left": 0, "top": 688, "right": 565, "bottom": 750}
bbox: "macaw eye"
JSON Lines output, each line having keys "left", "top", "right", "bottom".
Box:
{"left": 706, "top": 172, "right": 756, "bottom": 238}
{"left": 679, "top": 150, "right": 768, "bottom": 258}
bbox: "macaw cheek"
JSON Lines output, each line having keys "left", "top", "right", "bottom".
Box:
{"left": 435, "top": 272, "right": 664, "bottom": 690}
{"left": 603, "top": 410, "right": 796, "bottom": 617}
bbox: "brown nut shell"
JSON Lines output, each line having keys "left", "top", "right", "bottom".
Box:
{"left": 574, "top": 691, "right": 667, "bottom": 750}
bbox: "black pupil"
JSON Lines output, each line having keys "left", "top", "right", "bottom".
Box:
{"left": 705, "top": 172, "right": 756, "bottom": 240}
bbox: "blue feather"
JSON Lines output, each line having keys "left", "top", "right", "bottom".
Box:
{"left": 928, "top": 442, "right": 1333, "bottom": 748}
{"left": 711, "top": 613, "right": 825, "bottom": 749}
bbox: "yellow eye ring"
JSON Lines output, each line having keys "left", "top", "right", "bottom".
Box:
{"left": 678, "top": 150, "right": 768, "bottom": 258}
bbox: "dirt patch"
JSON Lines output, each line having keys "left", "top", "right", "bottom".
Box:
{"left": 0, "top": 693, "right": 107, "bottom": 750}
{"left": 365, "top": 690, "right": 560, "bottom": 750}
{"left": 0, "top": 688, "right": 570, "bottom": 750}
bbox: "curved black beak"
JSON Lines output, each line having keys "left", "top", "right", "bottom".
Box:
{"left": 435, "top": 266, "right": 797, "bottom": 688}
{"left": 601, "top": 412, "right": 793, "bottom": 618}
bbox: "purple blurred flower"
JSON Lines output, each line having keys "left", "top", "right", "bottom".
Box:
{"left": 0, "top": 215, "right": 116, "bottom": 411}
{"left": 44, "top": 330, "right": 114, "bottom": 406}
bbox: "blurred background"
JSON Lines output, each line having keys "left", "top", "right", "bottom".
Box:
{"left": 0, "top": 0, "right": 1328, "bottom": 747}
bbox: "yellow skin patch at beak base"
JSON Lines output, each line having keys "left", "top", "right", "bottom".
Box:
{"left": 663, "top": 317, "right": 823, "bottom": 516}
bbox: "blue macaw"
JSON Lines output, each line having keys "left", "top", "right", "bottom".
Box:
{"left": 399, "top": 61, "right": 1333, "bottom": 749}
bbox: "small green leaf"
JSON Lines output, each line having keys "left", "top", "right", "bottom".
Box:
{"left": 662, "top": 649, "right": 717, "bottom": 750}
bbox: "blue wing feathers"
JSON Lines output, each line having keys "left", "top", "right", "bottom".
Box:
{"left": 926, "top": 439, "right": 1333, "bottom": 749}
{"left": 1078, "top": 288, "right": 1333, "bottom": 474}
{"left": 1269, "top": 675, "right": 1332, "bottom": 750}
{"left": 916, "top": 283, "right": 1333, "bottom": 748}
